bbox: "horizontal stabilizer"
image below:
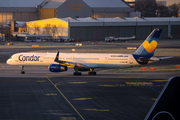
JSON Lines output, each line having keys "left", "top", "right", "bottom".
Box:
{"left": 150, "top": 56, "right": 173, "bottom": 61}
{"left": 159, "top": 56, "right": 173, "bottom": 60}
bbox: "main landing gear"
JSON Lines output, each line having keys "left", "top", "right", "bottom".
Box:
{"left": 73, "top": 66, "right": 97, "bottom": 76}
{"left": 21, "top": 66, "right": 25, "bottom": 74}
{"left": 73, "top": 66, "right": 82, "bottom": 76}
{"left": 88, "top": 68, "right": 96, "bottom": 75}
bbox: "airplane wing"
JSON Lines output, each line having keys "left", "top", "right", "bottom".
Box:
{"left": 54, "top": 51, "right": 98, "bottom": 68}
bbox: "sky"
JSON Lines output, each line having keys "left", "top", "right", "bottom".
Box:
{"left": 157, "top": 0, "right": 180, "bottom": 5}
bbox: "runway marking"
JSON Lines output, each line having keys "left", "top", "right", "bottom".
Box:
{"left": 36, "top": 80, "right": 47, "bottom": 82}
{"left": 82, "top": 109, "right": 109, "bottom": 112}
{"left": 151, "top": 98, "right": 157, "bottom": 101}
{"left": 44, "top": 93, "right": 57, "bottom": 96}
{"left": 150, "top": 80, "right": 168, "bottom": 82}
{"left": 68, "top": 82, "right": 87, "bottom": 84}
{"left": 99, "top": 85, "right": 117, "bottom": 87}
{"left": 72, "top": 98, "right": 92, "bottom": 100}
{"left": 46, "top": 77, "right": 85, "bottom": 120}
{"left": 99, "top": 84, "right": 135, "bottom": 87}
{"left": 60, "top": 117, "right": 76, "bottom": 120}
{"left": 125, "top": 82, "right": 153, "bottom": 86}
{"left": 119, "top": 75, "right": 168, "bottom": 78}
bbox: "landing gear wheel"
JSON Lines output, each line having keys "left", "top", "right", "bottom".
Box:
{"left": 21, "top": 71, "right": 25, "bottom": 74}
{"left": 88, "top": 72, "right": 96, "bottom": 75}
{"left": 21, "top": 66, "right": 25, "bottom": 74}
{"left": 73, "top": 72, "right": 82, "bottom": 76}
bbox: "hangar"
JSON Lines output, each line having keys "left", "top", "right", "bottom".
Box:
{"left": 26, "top": 17, "right": 180, "bottom": 40}
{"left": 26, "top": 18, "right": 68, "bottom": 39}
{"left": 0, "top": 0, "right": 44, "bottom": 25}
{"left": 38, "top": 0, "right": 135, "bottom": 19}
{"left": 0, "top": 0, "right": 135, "bottom": 25}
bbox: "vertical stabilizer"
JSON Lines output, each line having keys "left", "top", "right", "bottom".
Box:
{"left": 133, "top": 29, "right": 162, "bottom": 57}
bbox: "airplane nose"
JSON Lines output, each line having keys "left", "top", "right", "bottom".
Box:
{"left": 6, "top": 59, "right": 10, "bottom": 65}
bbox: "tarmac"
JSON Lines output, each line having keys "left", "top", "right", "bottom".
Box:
{"left": 0, "top": 40, "right": 179, "bottom": 120}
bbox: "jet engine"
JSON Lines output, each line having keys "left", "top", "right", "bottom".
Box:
{"left": 49, "top": 64, "right": 68, "bottom": 72}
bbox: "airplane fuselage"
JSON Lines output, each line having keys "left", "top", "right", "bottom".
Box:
{"left": 7, "top": 52, "right": 140, "bottom": 68}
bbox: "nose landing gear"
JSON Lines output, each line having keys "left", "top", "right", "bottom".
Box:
{"left": 21, "top": 66, "right": 25, "bottom": 74}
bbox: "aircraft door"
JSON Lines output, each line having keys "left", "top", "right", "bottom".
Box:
{"left": 129, "top": 56, "right": 133, "bottom": 64}
{"left": 15, "top": 56, "right": 18, "bottom": 62}
{"left": 39, "top": 56, "right": 43, "bottom": 62}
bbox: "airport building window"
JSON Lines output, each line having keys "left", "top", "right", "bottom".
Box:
{"left": 0, "top": 12, "right": 12, "bottom": 25}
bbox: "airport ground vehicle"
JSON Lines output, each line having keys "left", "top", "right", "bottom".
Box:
{"left": 68, "top": 38, "right": 76, "bottom": 42}
{"left": 24, "top": 35, "right": 51, "bottom": 42}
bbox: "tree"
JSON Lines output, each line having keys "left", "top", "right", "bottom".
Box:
{"left": 135, "top": 0, "right": 158, "bottom": 17}
{"left": 169, "top": 3, "right": 180, "bottom": 17}
{"left": 5, "top": 27, "right": 11, "bottom": 40}
{"left": 51, "top": 25, "right": 57, "bottom": 39}
{"left": 156, "top": 2, "right": 170, "bottom": 17}
{"left": 0, "top": 24, "right": 3, "bottom": 40}
{"left": 0, "top": 23, "right": 3, "bottom": 35}
{"left": 44, "top": 24, "right": 51, "bottom": 34}
{"left": 34, "top": 23, "right": 40, "bottom": 34}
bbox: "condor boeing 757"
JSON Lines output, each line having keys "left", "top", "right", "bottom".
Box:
{"left": 6, "top": 29, "right": 171, "bottom": 76}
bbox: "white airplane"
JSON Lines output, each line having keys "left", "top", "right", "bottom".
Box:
{"left": 117, "top": 35, "right": 136, "bottom": 42}
{"left": 105, "top": 35, "right": 135, "bottom": 42}
{"left": 6, "top": 28, "right": 171, "bottom": 76}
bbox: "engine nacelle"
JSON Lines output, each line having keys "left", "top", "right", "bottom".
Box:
{"left": 49, "top": 64, "right": 68, "bottom": 72}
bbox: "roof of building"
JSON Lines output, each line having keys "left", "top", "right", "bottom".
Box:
{"left": 82, "top": 0, "right": 130, "bottom": 8}
{"left": 42, "top": 0, "right": 66, "bottom": 8}
{"left": 26, "top": 17, "right": 180, "bottom": 29}
{"left": 27, "top": 17, "right": 180, "bottom": 23}
{"left": 0, "top": 0, "right": 44, "bottom": 7}
{"left": 41, "top": 0, "right": 131, "bottom": 9}
{"left": 67, "top": 17, "right": 180, "bottom": 22}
